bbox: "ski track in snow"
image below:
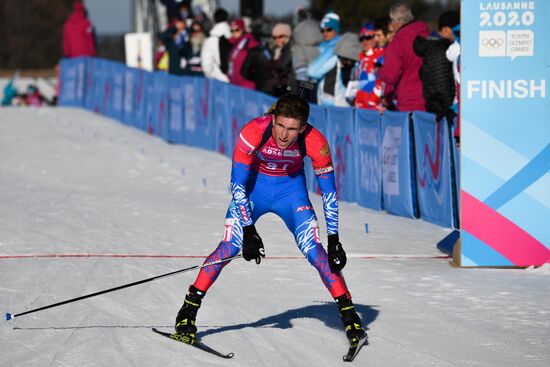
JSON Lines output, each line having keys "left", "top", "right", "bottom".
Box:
{"left": 0, "top": 107, "right": 549, "bottom": 366}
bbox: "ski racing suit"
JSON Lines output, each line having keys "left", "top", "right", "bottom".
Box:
{"left": 192, "top": 115, "right": 350, "bottom": 299}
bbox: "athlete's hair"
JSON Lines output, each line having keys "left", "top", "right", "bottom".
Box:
{"left": 268, "top": 94, "right": 310, "bottom": 126}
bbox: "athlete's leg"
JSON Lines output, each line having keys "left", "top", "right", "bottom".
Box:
{"left": 192, "top": 204, "right": 243, "bottom": 292}
{"left": 273, "top": 181, "right": 350, "bottom": 299}
{"left": 192, "top": 185, "right": 271, "bottom": 292}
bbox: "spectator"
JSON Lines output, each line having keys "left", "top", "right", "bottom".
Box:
{"left": 307, "top": 12, "right": 342, "bottom": 105}
{"left": 63, "top": 1, "right": 96, "bottom": 58}
{"left": 25, "top": 85, "right": 46, "bottom": 107}
{"left": 192, "top": 4, "right": 213, "bottom": 34}
{"left": 373, "top": 18, "right": 390, "bottom": 48}
{"left": 227, "top": 19, "right": 259, "bottom": 90}
{"left": 2, "top": 80, "right": 18, "bottom": 106}
{"left": 160, "top": 17, "right": 191, "bottom": 76}
{"left": 413, "top": 10, "right": 459, "bottom": 120}
{"left": 378, "top": 2, "right": 429, "bottom": 112}
{"left": 291, "top": 18, "right": 322, "bottom": 82}
{"left": 186, "top": 21, "right": 206, "bottom": 76}
{"left": 328, "top": 32, "right": 361, "bottom": 107}
{"left": 242, "top": 23, "right": 295, "bottom": 97}
{"left": 346, "top": 23, "right": 385, "bottom": 111}
{"left": 446, "top": 23, "right": 461, "bottom": 146}
{"left": 201, "top": 8, "right": 231, "bottom": 82}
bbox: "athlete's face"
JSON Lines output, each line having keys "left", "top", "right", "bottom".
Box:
{"left": 272, "top": 116, "right": 305, "bottom": 149}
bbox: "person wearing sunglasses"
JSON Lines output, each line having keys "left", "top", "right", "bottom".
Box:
{"left": 345, "top": 23, "right": 386, "bottom": 111}
{"left": 307, "top": 12, "right": 342, "bottom": 105}
{"left": 227, "top": 18, "right": 259, "bottom": 90}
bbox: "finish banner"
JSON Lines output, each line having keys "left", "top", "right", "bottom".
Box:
{"left": 461, "top": 0, "right": 550, "bottom": 266}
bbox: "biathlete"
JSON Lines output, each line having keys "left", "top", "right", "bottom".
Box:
{"left": 175, "top": 93, "right": 366, "bottom": 346}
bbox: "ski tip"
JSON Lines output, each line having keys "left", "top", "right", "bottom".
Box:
{"left": 5, "top": 312, "right": 12, "bottom": 321}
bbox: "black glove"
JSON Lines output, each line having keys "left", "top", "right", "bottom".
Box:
{"left": 242, "top": 224, "right": 265, "bottom": 264}
{"left": 327, "top": 234, "right": 347, "bottom": 273}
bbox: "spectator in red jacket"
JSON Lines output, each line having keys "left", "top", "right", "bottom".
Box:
{"left": 227, "top": 19, "right": 259, "bottom": 90}
{"left": 63, "top": 1, "right": 96, "bottom": 58}
{"left": 378, "top": 2, "right": 429, "bottom": 112}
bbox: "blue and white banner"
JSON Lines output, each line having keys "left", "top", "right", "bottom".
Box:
{"left": 381, "top": 111, "right": 415, "bottom": 218}
{"left": 304, "top": 103, "right": 327, "bottom": 193}
{"left": 412, "top": 111, "right": 454, "bottom": 227}
{"left": 168, "top": 75, "right": 185, "bottom": 143}
{"left": 461, "top": 0, "right": 550, "bottom": 266}
{"left": 59, "top": 57, "right": 87, "bottom": 106}
{"left": 326, "top": 106, "right": 356, "bottom": 202}
{"left": 355, "top": 109, "right": 382, "bottom": 210}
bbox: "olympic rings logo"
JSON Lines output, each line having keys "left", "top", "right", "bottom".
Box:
{"left": 482, "top": 38, "right": 504, "bottom": 48}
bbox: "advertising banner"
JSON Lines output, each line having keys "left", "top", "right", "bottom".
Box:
{"left": 326, "top": 106, "right": 356, "bottom": 202}
{"left": 461, "top": 0, "right": 550, "bottom": 266}
{"left": 381, "top": 111, "right": 415, "bottom": 218}
{"left": 355, "top": 109, "right": 382, "bottom": 211}
{"left": 412, "top": 112, "right": 454, "bottom": 227}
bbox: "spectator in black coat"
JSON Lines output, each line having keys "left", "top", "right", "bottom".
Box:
{"left": 413, "top": 11, "right": 459, "bottom": 120}
{"left": 241, "top": 23, "right": 295, "bottom": 96}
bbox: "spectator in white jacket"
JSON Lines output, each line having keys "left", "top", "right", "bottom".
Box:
{"left": 201, "top": 8, "right": 231, "bottom": 82}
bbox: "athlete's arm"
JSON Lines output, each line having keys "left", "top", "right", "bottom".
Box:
{"left": 230, "top": 118, "right": 265, "bottom": 227}
{"left": 305, "top": 128, "right": 338, "bottom": 235}
{"left": 305, "top": 128, "right": 347, "bottom": 272}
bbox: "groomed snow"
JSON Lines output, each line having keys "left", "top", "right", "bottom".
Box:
{"left": 1, "top": 107, "right": 548, "bottom": 366}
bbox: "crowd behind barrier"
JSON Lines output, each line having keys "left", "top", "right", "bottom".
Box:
{"left": 59, "top": 57, "right": 459, "bottom": 229}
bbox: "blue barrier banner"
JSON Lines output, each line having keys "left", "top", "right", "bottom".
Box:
{"left": 109, "top": 62, "right": 125, "bottom": 122}
{"left": 210, "top": 80, "right": 230, "bottom": 155}
{"left": 412, "top": 112, "right": 454, "bottom": 227}
{"left": 122, "top": 67, "right": 136, "bottom": 125}
{"left": 84, "top": 58, "right": 96, "bottom": 110}
{"left": 355, "top": 109, "right": 382, "bottom": 210}
{"left": 154, "top": 72, "right": 170, "bottom": 140}
{"left": 326, "top": 106, "right": 356, "bottom": 202}
{"left": 225, "top": 84, "right": 245, "bottom": 159}
{"left": 102, "top": 60, "right": 115, "bottom": 116}
{"left": 304, "top": 103, "right": 327, "bottom": 193}
{"left": 168, "top": 75, "right": 185, "bottom": 143}
{"left": 143, "top": 71, "right": 157, "bottom": 134}
{"left": 59, "top": 58, "right": 87, "bottom": 106}
{"left": 133, "top": 69, "right": 148, "bottom": 131}
{"left": 381, "top": 111, "right": 415, "bottom": 217}
{"left": 242, "top": 88, "right": 265, "bottom": 123}
{"left": 194, "top": 77, "right": 215, "bottom": 150}
{"left": 89, "top": 59, "right": 109, "bottom": 114}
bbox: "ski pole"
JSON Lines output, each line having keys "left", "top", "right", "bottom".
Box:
{"left": 5, "top": 254, "right": 242, "bottom": 321}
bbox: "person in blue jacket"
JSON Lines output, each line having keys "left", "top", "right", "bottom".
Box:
{"left": 307, "top": 12, "right": 342, "bottom": 105}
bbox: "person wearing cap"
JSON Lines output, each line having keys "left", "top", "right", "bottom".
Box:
{"left": 378, "top": 2, "right": 429, "bottom": 112}
{"left": 241, "top": 23, "right": 295, "bottom": 96}
{"left": 227, "top": 18, "right": 259, "bottom": 90}
{"left": 346, "top": 23, "right": 386, "bottom": 111}
{"left": 307, "top": 12, "right": 342, "bottom": 105}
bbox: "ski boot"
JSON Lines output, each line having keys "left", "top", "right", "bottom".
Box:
{"left": 336, "top": 295, "right": 367, "bottom": 346}
{"left": 175, "top": 286, "right": 205, "bottom": 343}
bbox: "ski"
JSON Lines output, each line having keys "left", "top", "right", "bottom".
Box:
{"left": 152, "top": 328, "right": 235, "bottom": 359}
{"left": 343, "top": 333, "right": 368, "bottom": 362}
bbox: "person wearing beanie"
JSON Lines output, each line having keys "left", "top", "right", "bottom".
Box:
{"left": 307, "top": 11, "right": 342, "bottom": 105}
{"left": 346, "top": 22, "right": 386, "bottom": 110}
{"left": 242, "top": 22, "right": 295, "bottom": 96}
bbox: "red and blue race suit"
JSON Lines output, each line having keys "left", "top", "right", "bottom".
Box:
{"left": 193, "top": 115, "right": 350, "bottom": 298}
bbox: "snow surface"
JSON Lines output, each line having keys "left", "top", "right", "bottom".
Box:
{"left": 1, "top": 107, "right": 549, "bottom": 366}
